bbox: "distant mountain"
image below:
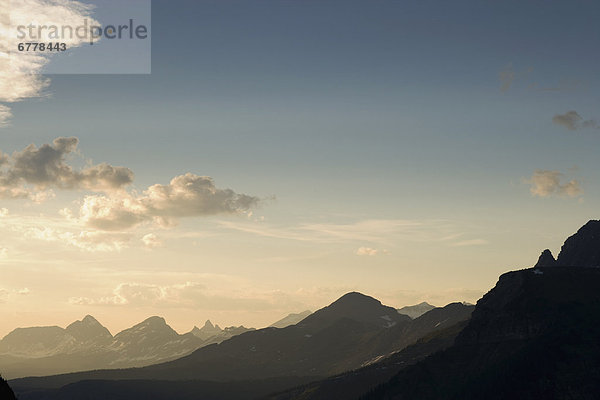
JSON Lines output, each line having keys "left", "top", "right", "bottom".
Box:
{"left": 298, "top": 292, "right": 409, "bottom": 330}
{"left": 106, "top": 316, "right": 202, "bottom": 366}
{"left": 190, "top": 320, "right": 223, "bottom": 341}
{"left": 11, "top": 293, "right": 474, "bottom": 398}
{"left": 65, "top": 315, "right": 112, "bottom": 347}
{"left": 0, "top": 326, "right": 77, "bottom": 358}
{"left": 0, "top": 316, "right": 250, "bottom": 379}
{"left": 269, "top": 311, "right": 312, "bottom": 329}
{"left": 396, "top": 302, "right": 435, "bottom": 319}
{"left": 190, "top": 321, "right": 255, "bottom": 346}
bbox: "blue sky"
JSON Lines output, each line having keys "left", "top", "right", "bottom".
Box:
{"left": 1, "top": 0, "right": 599, "bottom": 334}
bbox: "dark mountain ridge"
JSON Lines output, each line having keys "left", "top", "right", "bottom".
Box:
{"left": 362, "top": 219, "right": 600, "bottom": 399}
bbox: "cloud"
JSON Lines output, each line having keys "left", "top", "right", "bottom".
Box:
{"left": 69, "top": 281, "right": 306, "bottom": 312}
{"left": 24, "top": 226, "right": 131, "bottom": 252}
{"left": 0, "top": 289, "right": 8, "bottom": 303}
{"left": 525, "top": 170, "right": 583, "bottom": 198}
{"left": 0, "top": 208, "right": 7, "bottom": 217}
{"left": 141, "top": 233, "right": 161, "bottom": 249}
{"left": 552, "top": 111, "right": 598, "bottom": 131}
{"left": 220, "top": 219, "right": 464, "bottom": 248}
{"left": 77, "top": 173, "right": 260, "bottom": 231}
{"left": 0, "top": 247, "right": 7, "bottom": 258}
{"left": 0, "top": 137, "right": 133, "bottom": 200}
{"left": 450, "top": 239, "right": 488, "bottom": 247}
{"left": 18, "top": 288, "right": 30, "bottom": 295}
{"left": 356, "top": 247, "right": 379, "bottom": 256}
{"left": 0, "top": 0, "right": 98, "bottom": 126}
{"left": 499, "top": 64, "right": 515, "bottom": 92}
{"left": 0, "top": 105, "right": 11, "bottom": 126}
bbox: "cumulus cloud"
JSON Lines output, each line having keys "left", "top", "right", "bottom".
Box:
{"left": 526, "top": 170, "right": 583, "bottom": 198}
{"left": 0, "top": 0, "right": 98, "bottom": 125}
{"left": 77, "top": 173, "right": 260, "bottom": 231}
{"left": 356, "top": 247, "right": 379, "bottom": 256}
{"left": 552, "top": 111, "right": 599, "bottom": 131}
{"left": 0, "top": 137, "right": 133, "bottom": 200}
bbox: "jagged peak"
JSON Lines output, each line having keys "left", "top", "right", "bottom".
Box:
{"left": 535, "top": 249, "right": 556, "bottom": 268}
{"left": 203, "top": 320, "right": 214, "bottom": 329}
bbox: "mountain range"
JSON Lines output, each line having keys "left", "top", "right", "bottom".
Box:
{"left": 10, "top": 295, "right": 474, "bottom": 399}
{"left": 6, "top": 220, "right": 600, "bottom": 400}
{"left": 0, "top": 316, "right": 253, "bottom": 379}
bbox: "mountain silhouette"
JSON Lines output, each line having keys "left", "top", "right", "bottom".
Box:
{"left": 0, "top": 326, "right": 77, "bottom": 358}
{"left": 298, "top": 292, "right": 409, "bottom": 330}
{"left": 358, "top": 220, "right": 600, "bottom": 399}
{"left": 65, "top": 315, "right": 112, "bottom": 346}
{"left": 269, "top": 311, "right": 312, "bottom": 329}
{"left": 189, "top": 321, "right": 255, "bottom": 345}
{"left": 396, "top": 302, "right": 435, "bottom": 319}
{"left": 190, "top": 320, "right": 223, "bottom": 341}
{"left": 0, "top": 374, "right": 16, "bottom": 400}
{"left": 0, "top": 315, "right": 251, "bottom": 379}
{"left": 556, "top": 219, "right": 600, "bottom": 267}
{"left": 10, "top": 293, "right": 472, "bottom": 397}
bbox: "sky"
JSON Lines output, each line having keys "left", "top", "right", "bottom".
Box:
{"left": 0, "top": 0, "right": 599, "bottom": 337}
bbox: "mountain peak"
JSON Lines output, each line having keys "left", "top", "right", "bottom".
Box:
{"left": 300, "top": 292, "right": 410, "bottom": 330}
{"left": 66, "top": 315, "right": 112, "bottom": 343}
{"left": 141, "top": 316, "right": 167, "bottom": 326}
{"left": 556, "top": 220, "right": 600, "bottom": 267}
{"left": 82, "top": 315, "right": 100, "bottom": 324}
{"left": 333, "top": 292, "right": 382, "bottom": 307}
{"left": 534, "top": 249, "right": 556, "bottom": 268}
{"left": 189, "top": 319, "right": 223, "bottom": 340}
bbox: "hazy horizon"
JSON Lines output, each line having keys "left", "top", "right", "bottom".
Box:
{"left": 2, "top": 0, "right": 599, "bottom": 340}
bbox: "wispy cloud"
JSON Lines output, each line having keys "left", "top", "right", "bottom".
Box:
{"left": 525, "top": 169, "right": 583, "bottom": 198}
{"left": 356, "top": 246, "right": 379, "bottom": 256}
{"left": 141, "top": 233, "right": 162, "bottom": 249}
{"left": 499, "top": 64, "right": 516, "bottom": 92}
{"left": 220, "top": 218, "right": 487, "bottom": 249}
{"left": 69, "top": 281, "right": 310, "bottom": 312}
{"left": 450, "top": 239, "right": 488, "bottom": 247}
{"left": 552, "top": 110, "right": 598, "bottom": 131}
